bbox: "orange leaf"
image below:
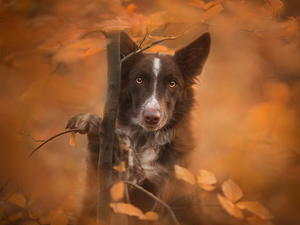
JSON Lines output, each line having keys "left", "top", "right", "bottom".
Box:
{"left": 110, "top": 181, "right": 125, "bottom": 202}
{"left": 266, "top": 0, "right": 283, "bottom": 16}
{"left": 188, "top": 0, "right": 205, "bottom": 9}
{"left": 204, "top": 2, "right": 216, "bottom": 10}
{"left": 217, "top": 194, "right": 244, "bottom": 219}
{"left": 4, "top": 190, "right": 16, "bottom": 202}
{"left": 83, "top": 47, "right": 106, "bottom": 57}
{"left": 145, "top": 45, "right": 169, "bottom": 53}
{"left": 29, "top": 210, "right": 42, "bottom": 219}
{"left": 174, "top": 165, "right": 195, "bottom": 185}
{"left": 96, "top": 18, "right": 130, "bottom": 32}
{"left": 221, "top": 179, "right": 243, "bottom": 203}
{"left": 50, "top": 212, "right": 69, "bottom": 225}
{"left": 109, "top": 203, "right": 143, "bottom": 217}
{"left": 113, "top": 161, "right": 126, "bottom": 172}
{"left": 202, "top": 4, "right": 224, "bottom": 21}
{"left": 69, "top": 132, "right": 77, "bottom": 148}
{"left": 127, "top": 3, "right": 137, "bottom": 16}
{"left": 198, "top": 184, "right": 216, "bottom": 191}
{"left": 9, "top": 194, "right": 26, "bottom": 208}
{"left": 236, "top": 201, "right": 273, "bottom": 220}
{"left": 197, "top": 169, "right": 217, "bottom": 185}
{"left": 139, "top": 211, "right": 159, "bottom": 221}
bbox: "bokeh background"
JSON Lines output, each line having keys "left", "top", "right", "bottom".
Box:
{"left": 0, "top": 0, "right": 300, "bottom": 224}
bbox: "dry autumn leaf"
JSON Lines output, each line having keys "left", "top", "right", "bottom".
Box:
{"left": 29, "top": 210, "right": 42, "bottom": 220}
{"left": 236, "top": 201, "right": 274, "bottom": 220}
{"left": 69, "top": 132, "right": 77, "bottom": 148}
{"left": 127, "top": 3, "right": 137, "bottom": 16}
{"left": 4, "top": 190, "right": 16, "bottom": 202}
{"left": 50, "top": 212, "right": 69, "bottom": 225}
{"left": 197, "top": 169, "right": 217, "bottom": 191}
{"left": 9, "top": 193, "right": 26, "bottom": 208}
{"left": 110, "top": 181, "right": 125, "bottom": 202}
{"left": 266, "top": 0, "right": 283, "bottom": 16}
{"left": 96, "top": 18, "right": 130, "bottom": 32}
{"left": 174, "top": 165, "right": 195, "bottom": 185}
{"left": 202, "top": 4, "right": 224, "bottom": 21}
{"left": 217, "top": 194, "right": 244, "bottom": 219}
{"left": 113, "top": 161, "right": 126, "bottom": 172}
{"left": 139, "top": 211, "right": 159, "bottom": 221}
{"left": 83, "top": 47, "right": 106, "bottom": 57}
{"left": 221, "top": 179, "right": 243, "bottom": 203}
{"left": 109, "top": 203, "right": 143, "bottom": 217}
{"left": 188, "top": 0, "right": 205, "bottom": 9}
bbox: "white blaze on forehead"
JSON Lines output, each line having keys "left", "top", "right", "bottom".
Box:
{"left": 153, "top": 57, "right": 161, "bottom": 77}
{"left": 143, "top": 57, "right": 161, "bottom": 110}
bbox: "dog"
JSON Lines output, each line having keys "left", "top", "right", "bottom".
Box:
{"left": 66, "top": 31, "right": 211, "bottom": 224}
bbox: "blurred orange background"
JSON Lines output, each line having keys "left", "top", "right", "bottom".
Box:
{"left": 0, "top": 0, "right": 300, "bottom": 224}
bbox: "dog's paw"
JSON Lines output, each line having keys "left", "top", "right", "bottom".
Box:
{"left": 66, "top": 113, "right": 104, "bottom": 136}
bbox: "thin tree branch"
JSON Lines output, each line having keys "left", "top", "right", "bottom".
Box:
{"left": 25, "top": 129, "right": 80, "bottom": 160}
{"left": 26, "top": 135, "right": 45, "bottom": 143}
{"left": 137, "top": 27, "right": 148, "bottom": 49}
{"left": 123, "top": 181, "right": 180, "bottom": 225}
{"left": 121, "top": 21, "right": 203, "bottom": 63}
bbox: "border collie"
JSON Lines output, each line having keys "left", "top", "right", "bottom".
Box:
{"left": 66, "top": 31, "right": 211, "bottom": 224}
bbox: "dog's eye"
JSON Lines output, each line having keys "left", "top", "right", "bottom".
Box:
{"left": 169, "top": 80, "right": 177, "bottom": 88}
{"left": 135, "top": 77, "right": 143, "bottom": 84}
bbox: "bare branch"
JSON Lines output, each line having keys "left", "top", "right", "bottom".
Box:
{"left": 137, "top": 27, "right": 148, "bottom": 49}
{"left": 26, "top": 135, "right": 45, "bottom": 143}
{"left": 123, "top": 181, "right": 180, "bottom": 225}
{"left": 25, "top": 129, "right": 80, "bottom": 160}
{"left": 121, "top": 21, "right": 203, "bottom": 63}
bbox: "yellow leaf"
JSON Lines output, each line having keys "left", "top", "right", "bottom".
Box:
{"left": 50, "top": 212, "right": 68, "bottom": 225}
{"left": 266, "top": 0, "right": 283, "bottom": 16}
{"left": 197, "top": 169, "right": 217, "bottom": 185}
{"left": 202, "top": 4, "right": 224, "bottom": 21}
{"left": 113, "top": 161, "right": 126, "bottom": 172}
{"left": 127, "top": 3, "right": 137, "bottom": 16}
{"left": 69, "top": 132, "right": 77, "bottom": 148}
{"left": 198, "top": 184, "right": 216, "bottom": 191}
{"left": 9, "top": 193, "right": 26, "bottom": 208}
{"left": 4, "top": 190, "right": 16, "bottom": 202}
{"left": 174, "top": 165, "right": 195, "bottom": 185}
{"left": 236, "top": 201, "right": 273, "bottom": 220}
{"left": 247, "top": 215, "right": 274, "bottom": 225}
{"left": 29, "top": 210, "right": 42, "bottom": 219}
{"left": 139, "top": 211, "right": 159, "bottom": 221}
{"left": 221, "top": 179, "right": 243, "bottom": 203}
{"left": 217, "top": 194, "right": 244, "bottom": 219}
{"left": 83, "top": 47, "right": 106, "bottom": 57}
{"left": 110, "top": 181, "right": 125, "bottom": 202}
{"left": 109, "top": 203, "right": 143, "bottom": 217}
{"left": 204, "top": 1, "right": 216, "bottom": 10}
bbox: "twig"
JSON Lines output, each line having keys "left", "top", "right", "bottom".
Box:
{"left": 123, "top": 181, "right": 180, "bottom": 225}
{"left": 26, "top": 135, "right": 45, "bottom": 143}
{"left": 25, "top": 129, "right": 80, "bottom": 160}
{"left": 137, "top": 27, "right": 148, "bottom": 49}
{"left": 0, "top": 178, "right": 11, "bottom": 194}
{"left": 121, "top": 21, "right": 202, "bottom": 63}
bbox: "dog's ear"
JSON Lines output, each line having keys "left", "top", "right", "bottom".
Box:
{"left": 120, "top": 31, "right": 138, "bottom": 59}
{"left": 174, "top": 32, "right": 211, "bottom": 83}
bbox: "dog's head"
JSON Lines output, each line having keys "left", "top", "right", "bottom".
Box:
{"left": 118, "top": 31, "right": 211, "bottom": 132}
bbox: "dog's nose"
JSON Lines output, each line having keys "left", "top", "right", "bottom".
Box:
{"left": 143, "top": 110, "right": 161, "bottom": 125}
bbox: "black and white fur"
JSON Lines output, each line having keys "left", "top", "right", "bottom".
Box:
{"left": 66, "top": 31, "right": 211, "bottom": 225}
